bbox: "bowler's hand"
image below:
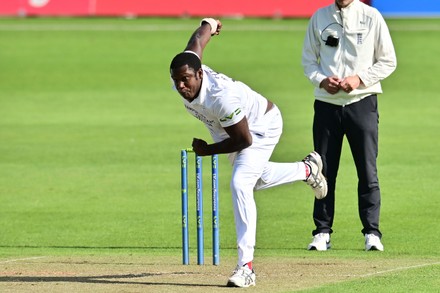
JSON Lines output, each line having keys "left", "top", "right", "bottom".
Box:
{"left": 192, "top": 138, "right": 209, "bottom": 156}
{"left": 320, "top": 76, "right": 342, "bottom": 94}
{"left": 214, "top": 20, "right": 222, "bottom": 35}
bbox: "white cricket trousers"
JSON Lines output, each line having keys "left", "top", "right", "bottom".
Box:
{"left": 228, "top": 105, "right": 307, "bottom": 266}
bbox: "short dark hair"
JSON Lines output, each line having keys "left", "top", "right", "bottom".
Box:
{"left": 170, "top": 52, "right": 201, "bottom": 72}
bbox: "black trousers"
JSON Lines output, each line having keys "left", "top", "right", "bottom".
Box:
{"left": 312, "top": 95, "right": 382, "bottom": 238}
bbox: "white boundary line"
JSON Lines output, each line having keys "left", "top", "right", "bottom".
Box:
{"left": 0, "top": 256, "right": 46, "bottom": 264}
{"left": 359, "top": 261, "right": 440, "bottom": 278}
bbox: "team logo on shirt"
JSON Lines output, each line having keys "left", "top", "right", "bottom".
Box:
{"left": 185, "top": 105, "right": 215, "bottom": 126}
{"left": 220, "top": 108, "right": 242, "bottom": 122}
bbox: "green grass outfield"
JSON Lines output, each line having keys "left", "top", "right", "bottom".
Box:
{"left": 0, "top": 17, "right": 439, "bottom": 292}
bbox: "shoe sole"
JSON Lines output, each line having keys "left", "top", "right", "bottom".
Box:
{"left": 310, "top": 151, "right": 323, "bottom": 171}
{"left": 226, "top": 281, "right": 256, "bottom": 288}
{"left": 307, "top": 152, "right": 328, "bottom": 199}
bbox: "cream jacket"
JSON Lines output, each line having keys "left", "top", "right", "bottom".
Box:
{"left": 302, "top": 0, "right": 397, "bottom": 106}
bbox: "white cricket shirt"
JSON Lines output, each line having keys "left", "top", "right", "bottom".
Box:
{"left": 302, "top": 0, "right": 397, "bottom": 106}
{"left": 181, "top": 65, "right": 268, "bottom": 143}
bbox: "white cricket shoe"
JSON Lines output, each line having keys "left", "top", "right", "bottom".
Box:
{"left": 226, "top": 264, "right": 256, "bottom": 288}
{"left": 365, "top": 234, "right": 384, "bottom": 251}
{"left": 307, "top": 233, "right": 331, "bottom": 251}
{"left": 303, "top": 151, "right": 328, "bottom": 199}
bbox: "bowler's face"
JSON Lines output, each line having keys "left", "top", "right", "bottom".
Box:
{"left": 170, "top": 65, "right": 202, "bottom": 102}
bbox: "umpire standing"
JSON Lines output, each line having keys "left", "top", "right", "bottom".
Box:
{"left": 301, "top": 0, "right": 397, "bottom": 251}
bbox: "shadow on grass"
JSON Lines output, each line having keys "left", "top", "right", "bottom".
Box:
{"left": 0, "top": 273, "right": 226, "bottom": 288}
